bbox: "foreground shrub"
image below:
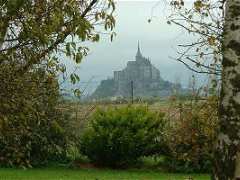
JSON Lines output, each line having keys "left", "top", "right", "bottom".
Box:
{"left": 165, "top": 97, "right": 218, "bottom": 173}
{"left": 79, "top": 105, "right": 166, "bottom": 168}
{"left": 0, "top": 67, "right": 74, "bottom": 168}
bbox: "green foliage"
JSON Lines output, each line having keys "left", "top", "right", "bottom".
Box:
{"left": 0, "top": 65, "right": 74, "bottom": 168}
{"left": 165, "top": 97, "right": 218, "bottom": 173}
{"left": 0, "top": 0, "right": 116, "bottom": 75}
{"left": 79, "top": 106, "right": 166, "bottom": 168}
{"left": 0, "top": 0, "right": 116, "bottom": 168}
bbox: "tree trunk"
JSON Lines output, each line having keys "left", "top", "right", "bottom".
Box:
{"left": 213, "top": 0, "right": 240, "bottom": 179}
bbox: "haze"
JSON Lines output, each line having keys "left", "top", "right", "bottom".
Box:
{"left": 61, "top": 1, "right": 205, "bottom": 94}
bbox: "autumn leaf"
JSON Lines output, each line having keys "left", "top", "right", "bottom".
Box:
{"left": 208, "top": 36, "right": 216, "bottom": 46}
{"left": 194, "top": 0, "right": 204, "bottom": 11}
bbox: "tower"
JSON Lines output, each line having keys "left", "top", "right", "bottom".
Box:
{"left": 136, "top": 41, "right": 143, "bottom": 60}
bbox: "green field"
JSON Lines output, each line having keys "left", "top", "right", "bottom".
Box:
{"left": 0, "top": 167, "right": 210, "bottom": 180}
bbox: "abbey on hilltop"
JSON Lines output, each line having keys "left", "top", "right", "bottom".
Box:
{"left": 92, "top": 42, "right": 180, "bottom": 99}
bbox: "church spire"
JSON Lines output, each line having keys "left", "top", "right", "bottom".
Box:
{"left": 138, "top": 41, "right": 140, "bottom": 53}
{"left": 136, "top": 41, "right": 142, "bottom": 59}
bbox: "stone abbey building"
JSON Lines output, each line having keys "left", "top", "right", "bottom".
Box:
{"left": 113, "top": 43, "right": 163, "bottom": 97}
{"left": 92, "top": 43, "right": 176, "bottom": 99}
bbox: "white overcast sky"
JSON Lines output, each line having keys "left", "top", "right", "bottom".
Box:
{"left": 61, "top": 1, "right": 205, "bottom": 93}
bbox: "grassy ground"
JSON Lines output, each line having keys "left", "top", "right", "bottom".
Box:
{"left": 0, "top": 167, "right": 210, "bottom": 180}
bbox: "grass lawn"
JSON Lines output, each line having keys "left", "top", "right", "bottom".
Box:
{"left": 0, "top": 167, "right": 210, "bottom": 180}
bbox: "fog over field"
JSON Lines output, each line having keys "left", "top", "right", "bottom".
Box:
{"left": 61, "top": 1, "right": 206, "bottom": 95}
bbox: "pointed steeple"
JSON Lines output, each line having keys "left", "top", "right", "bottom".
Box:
{"left": 136, "top": 41, "right": 142, "bottom": 60}
{"left": 137, "top": 41, "right": 140, "bottom": 53}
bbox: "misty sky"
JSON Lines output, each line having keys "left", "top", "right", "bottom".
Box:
{"left": 61, "top": 1, "right": 206, "bottom": 94}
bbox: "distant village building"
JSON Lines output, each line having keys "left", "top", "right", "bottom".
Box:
{"left": 92, "top": 43, "right": 179, "bottom": 99}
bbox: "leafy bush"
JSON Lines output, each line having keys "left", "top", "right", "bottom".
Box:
{"left": 0, "top": 67, "right": 73, "bottom": 168}
{"left": 165, "top": 97, "right": 218, "bottom": 173}
{"left": 79, "top": 105, "right": 166, "bottom": 168}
